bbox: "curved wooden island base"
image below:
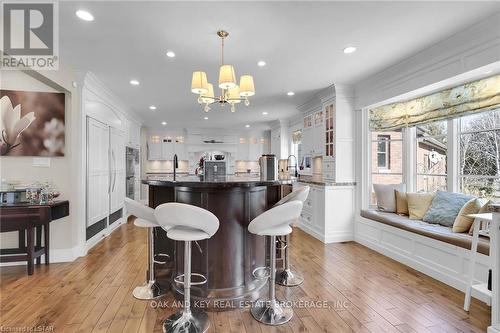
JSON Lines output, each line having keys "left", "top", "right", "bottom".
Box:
{"left": 145, "top": 176, "right": 289, "bottom": 310}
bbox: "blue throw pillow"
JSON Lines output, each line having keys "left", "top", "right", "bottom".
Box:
{"left": 422, "top": 191, "right": 473, "bottom": 227}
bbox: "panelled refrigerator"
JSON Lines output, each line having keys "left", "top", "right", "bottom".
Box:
{"left": 86, "top": 117, "right": 125, "bottom": 241}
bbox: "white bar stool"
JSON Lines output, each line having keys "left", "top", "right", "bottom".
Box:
{"left": 124, "top": 198, "right": 171, "bottom": 300}
{"left": 248, "top": 201, "right": 303, "bottom": 325}
{"left": 155, "top": 202, "right": 219, "bottom": 333}
{"left": 274, "top": 186, "right": 310, "bottom": 287}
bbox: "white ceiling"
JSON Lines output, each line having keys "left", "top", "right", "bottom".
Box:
{"left": 59, "top": 1, "right": 500, "bottom": 129}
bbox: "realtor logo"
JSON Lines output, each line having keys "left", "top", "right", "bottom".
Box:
{"left": 1, "top": 1, "right": 59, "bottom": 70}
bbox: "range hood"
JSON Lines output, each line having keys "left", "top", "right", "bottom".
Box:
{"left": 203, "top": 139, "right": 224, "bottom": 144}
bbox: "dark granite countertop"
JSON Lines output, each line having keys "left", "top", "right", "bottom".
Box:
{"left": 143, "top": 174, "right": 294, "bottom": 188}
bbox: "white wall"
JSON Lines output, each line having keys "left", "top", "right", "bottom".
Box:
{"left": 0, "top": 68, "right": 142, "bottom": 263}
{"left": 0, "top": 68, "right": 81, "bottom": 260}
{"left": 355, "top": 12, "right": 500, "bottom": 109}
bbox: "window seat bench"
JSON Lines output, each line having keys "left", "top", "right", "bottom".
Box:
{"left": 356, "top": 209, "right": 490, "bottom": 301}
{"left": 360, "top": 209, "right": 489, "bottom": 255}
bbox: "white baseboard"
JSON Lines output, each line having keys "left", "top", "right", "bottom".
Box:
{"left": 488, "top": 325, "right": 500, "bottom": 333}
{"left": 0, "top": 245, "right": 81, "bottom": 267}
{"left": 0, "top": 219, "right": 125, "bottom": 268}
{"left": 355, "top": 216, "right": 491, "bottom": 304}
{"left": 297, "top": 223, "right": 354, "bottom": 243}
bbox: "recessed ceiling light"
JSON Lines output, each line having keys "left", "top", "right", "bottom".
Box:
{"left": 245, "top": 124, "right": 250, "bottom": 128}
{"left": 76, "top": 10, "right": 94, "bottom": 21}
{"left": 161, "top": 121, "right": 167, "bottom": 126}
{"left": 287, "top": 91, "right": 295, "bottom": 96}
{"left": 166, "top": 51, "right": 176, "bottom": 58}
{"left": 204, "top": 117, "right": 208, "bottom": 120}
{"left": 343, "top": 46, "right": 357, "bottom": 54}
{"left": 262, "top": 112, "right": 268, "bottom": 115}
{"left": 129, "top": 79, "right": 140, "bottom": 86}
{"left": 257, "top": 60, "right": 266, "bottom": 67}
{"left": 149, "top": 105, "right": 157, "bottom": 110}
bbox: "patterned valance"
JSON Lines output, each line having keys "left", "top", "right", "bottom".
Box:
{"left": 369, "top": 75, "right": 500, "bottom": 131}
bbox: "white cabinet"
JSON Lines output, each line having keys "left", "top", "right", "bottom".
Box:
{"left": 110, "top": 127, "right": 125, "bottom": 214}
{"left": 312, "top": 110, "right": 324, "bottom": 156}
{"left": 161, "top": 137, "right": 174, "bottom": 160}
{"left": 86, "top": 118, "right": 110, "bottom": 228}
{"left": 302, "top": 111, "right": 323, "bottom": 156}
{"left": 147, "top": 132, "right": 186, "bottom": 161}
{"left": 86, "top": 117, "right": 126, "bottom": 236}
{"left": 295, "top": 182, "right": 355, "bottom": 244}
{"left": 248, "top": 137, "right": 263, "bottom": 161}
{"left": 236, "top": 135, "right": 265, "bottom": 161}
{"left": 301, "top": 128, "right": 313, "bottom": 155}
{"left": 147, "top": 133, "right": 162, "bottom": 160}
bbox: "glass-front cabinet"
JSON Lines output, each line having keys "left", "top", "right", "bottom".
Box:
{"left": 325, "top": 104, "right": 335, "bottom": 159}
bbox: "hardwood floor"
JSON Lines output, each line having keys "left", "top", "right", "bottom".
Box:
{"left": 0, "top": 219, "right": 491, "bottom": 333}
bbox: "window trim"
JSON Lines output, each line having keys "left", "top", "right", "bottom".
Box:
{"left": 458, "top": 112, "right": 500, "bottom": 196}
{"left": 376, "top": 135, "right": 391, "bottom": 169}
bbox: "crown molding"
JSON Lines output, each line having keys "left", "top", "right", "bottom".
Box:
{"left": 82, "top": 71, "right": 143, "bottom": 125}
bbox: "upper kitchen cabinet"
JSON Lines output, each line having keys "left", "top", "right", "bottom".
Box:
{"left": 146, "top": 131, "right": 185, "bottom": 161}
{"left": 236, "top": 132, "right": 270, "bottom": 161}
{"left": 301, "top": 110, "right": 324, "bottom": 156}
{"left": 125, "top": 119, "right": 141, "bottom": 148}
{"left": 147, "top": 133, "right": 162, "bottom": 160}
{"left": 298, "top": 84, "right": 355, "bottom": 183}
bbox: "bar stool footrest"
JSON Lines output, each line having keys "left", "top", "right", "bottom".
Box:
{"left": 252, "top": 266, "right": 271, "bottom": 280}
{"left": 174, "top": 273, "right": 207, "bottom": 286}
{"left": 154, "top": 253, "right": 170, "bottom": 264}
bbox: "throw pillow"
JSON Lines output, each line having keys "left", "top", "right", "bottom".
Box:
{"left": 395, "top": 190, "right": 408, "bottom": 215}
{"left": 469, "top": 200, "right": 492, "bottom": 234}
{"left": 422, "top": 191, "right": 473, "bottom": 227}
{"left": 373, "top": 183, "right": 406, "bottom": 213}
{"left": 453, "top": 198, "right": 482, "bottom": 233}
{"left": 407, "top": 192, "right": 435, "bottom": 220}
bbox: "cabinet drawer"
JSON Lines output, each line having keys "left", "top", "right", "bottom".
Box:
{"left": 300, "top": 210, "right": 313, "bottom": 225}
{"left": 323, "top": 161, "right": 335, "bottom": 180}
{"left": 303, "top": 196, "right": 314, "bottom": 212}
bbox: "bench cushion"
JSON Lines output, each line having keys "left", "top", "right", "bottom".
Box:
{"left": 360, "top": 209, "right": 489, "bottom": 255}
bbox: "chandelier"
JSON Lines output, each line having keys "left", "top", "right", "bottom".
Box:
{"left": 191, "top": 30, "right": 255, "bottom": 113}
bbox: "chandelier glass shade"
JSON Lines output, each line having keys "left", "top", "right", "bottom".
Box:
{"left": 191, "top": 30, "right": 255, "bottom": 113}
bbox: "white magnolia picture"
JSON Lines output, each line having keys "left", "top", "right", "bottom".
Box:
{"left": 0, "top": 90, "right": 65, "bottom": 156}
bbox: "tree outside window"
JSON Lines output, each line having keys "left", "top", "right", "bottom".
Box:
{"left": 460, "top": 110, "right": 500, "bottom": 199}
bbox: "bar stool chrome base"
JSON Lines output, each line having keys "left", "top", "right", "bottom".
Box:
{"left": 251, "top": 299, "right": 293, "bottom": 325}
{"left": 132, "top": 280, "right": 166, "bottom": 300}
{"left": 275, "top": 268, "right": 304, "bottom": 287}
{"left": 163, "top": 309, "right": 209, "bottom": 333}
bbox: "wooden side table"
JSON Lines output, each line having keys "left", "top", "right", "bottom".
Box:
{"left": 0, "top": 200, "right": 69, "bottom": 275}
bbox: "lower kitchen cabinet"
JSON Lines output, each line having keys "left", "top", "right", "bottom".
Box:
{"left": 294, "top": 182, "right": 355, "bottom": 243}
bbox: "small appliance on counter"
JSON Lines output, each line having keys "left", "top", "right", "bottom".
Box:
{"left": 204, "top": 160, "right": 226, "bottom": 179}
{"left": 259, "top": 154, "right": 278, "bottom": 181}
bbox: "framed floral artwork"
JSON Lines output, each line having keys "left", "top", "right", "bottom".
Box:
{"left": 0, "top": 90, "right": 65, "bottom": 156}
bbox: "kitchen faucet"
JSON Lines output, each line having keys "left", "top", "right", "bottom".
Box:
{"left": 173, "top": 154, "right": 178, "bottom": 181}
{"left": 286, "top": 155, "right": 298, "bottom": 178}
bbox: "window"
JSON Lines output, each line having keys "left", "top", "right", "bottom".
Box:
{"left": 459, "top": 110, "right": 500, "bottom": 199}
{"left": 370, "top": 130, "right": 404, "bottom": 205}
{"left": 377, "top": 135, "right": 390, "bottom": 169}
{"left": 415, "top": 120, "right": 448, "bottom": 192}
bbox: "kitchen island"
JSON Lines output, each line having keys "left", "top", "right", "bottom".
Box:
{"left": 143, "top": 175, "right": 292, "bottom": 309}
